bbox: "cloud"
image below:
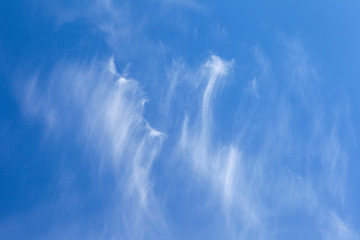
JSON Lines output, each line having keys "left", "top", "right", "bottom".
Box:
{"left": 20, "top": 57, "right": 167, "bottom": 239}
{"left": 12, "top": 1, "right": 358, "bottom": 236}
{"left": 174, "top": 55, "right": 266, "bottom": 238}
{"left": 247, "top": 41, "right": 356, "bottom": 239}
{"left": 178, "top": 55, "right": 237, "bottom": 206}
{"left": 166, "top": 42, "right": 357, "bottom": 239}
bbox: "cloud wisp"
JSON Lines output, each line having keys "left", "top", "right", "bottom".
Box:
{"left": 13, "top": 1, "right": 358, "bottom": 238}
{"left": 166, "top": 45, "right": 357, "bottom": 239}
{"left": 173, "top": 55, "right": 264, "bottom": 238}
{"left": 178, "top": 55, "right": 239, "bottom": 208}
{"left": 21, "top": 58, "right": 167, "bottom": 239}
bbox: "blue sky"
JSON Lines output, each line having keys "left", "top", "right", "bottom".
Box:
{"left": 1, "top": 0, "right": 360, "bottom": 239}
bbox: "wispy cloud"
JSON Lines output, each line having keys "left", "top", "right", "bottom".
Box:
{"left": 173, "top": 55, "right": 266, "bottom": 238}
{"left": 13, "top": 1, "right": 358, "bottom": 237}
{"left": 178, "top": 55, "right": 237, "bottom": 206}
{"left": 18, "top": 39, "right": 357, "bottom": 239}
{"left": 21, "top": 57, "right": 167, "bottom": 239}
{"left": 166, "top": 42, "right": 357, "bottom": 239}
{"left": 247, "top": 41, "right": 356, "bottom": 239}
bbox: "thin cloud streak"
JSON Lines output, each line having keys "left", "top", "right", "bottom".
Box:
{"left": 21, "top": 58, "right": 168, "bottom": 239}
{"left": 169, "top": 45, "right": 357, "bottom": 239}
{"left": 14, "top": 1, "right": 358, "bottom": 238}
{"left": 176, "top": 55, "right": 263, "bottom": 238}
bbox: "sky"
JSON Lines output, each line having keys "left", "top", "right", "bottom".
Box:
{"left": 1, "top": 0, "right": 360, "bottom": 239}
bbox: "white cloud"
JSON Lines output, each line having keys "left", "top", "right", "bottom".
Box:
{"left": 318, "top": 211, "right": 357, "bottom": 240}
{"left": 176, "top": 55, "right": 264, "bottom": 237}
{"left": 169, "top": 43, "right": 357, "bottom": 239}
{"left": 21, "top": 57, "right": 167, "bottom": 239}
{"left": 249, "top": 42, "right": 356, "bottom": 239}
{"left": 15, "top": 3, "right": 358, "bottom": 235}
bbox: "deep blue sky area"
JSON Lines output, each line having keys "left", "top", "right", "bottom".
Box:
{"left": 1, "top": 1, "right": 360, "bottom": 239}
